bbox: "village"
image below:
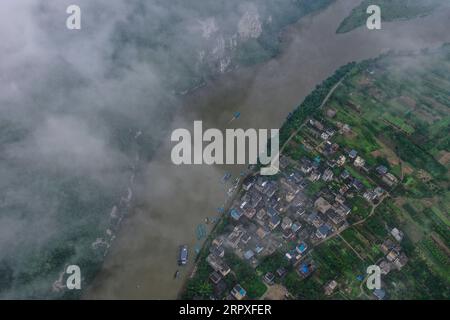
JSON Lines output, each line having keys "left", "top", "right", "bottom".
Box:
{"left": 183, "top": 48, "right": 450, "bottom": 301}
{"left": 201, "top": 108, "right": 409, "bottom": 300}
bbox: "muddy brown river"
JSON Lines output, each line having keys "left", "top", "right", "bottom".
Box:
{"left": 86, "top": 0, "right": 450, "bottom": 299}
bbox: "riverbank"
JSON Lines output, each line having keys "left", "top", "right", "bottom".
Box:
{"left": 182, "top": 45, "right": 450, "bottom": 299}
{"left": 180, "top": 61, "right": 357, "bottom": 299}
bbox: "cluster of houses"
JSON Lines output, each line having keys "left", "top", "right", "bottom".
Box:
{"left": 378, "top": 228, "right": 409, "bottom": 274}
{"left": 203, "top": 113, "right": 403, "bottom": 299}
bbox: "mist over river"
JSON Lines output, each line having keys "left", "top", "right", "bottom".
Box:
{"left": 86, "top": 0, "right": 450, "bottom": 299}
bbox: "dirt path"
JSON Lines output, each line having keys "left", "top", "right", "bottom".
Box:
{"left": 337, "top": 234, "right": 365, "bottom": 262}
{"left": 279, "top": 78, "right": 346, "bottom": 154}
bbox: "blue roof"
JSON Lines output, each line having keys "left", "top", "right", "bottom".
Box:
{"left": 230, "top": 208, "right": 242, "bottom": 220}
{"left": 297, "top": 243, "right": 307, "bottom": 253}
{"left": 271, "top": 215, "right": 281, "bottom": 224}
{"left": 244, "top": 250, "right": 255, "bottom": 260}
{"left": 300, "top": 264, "right": 309, "bottom": 274}
{"left": 234, "top": 285, "right": 246, "bottom": 296}
{"left": 267, "top": 207, "right": 278, "bottom": 218}
{"left": 318, "top": 225, "right": 331, "bottom": 235}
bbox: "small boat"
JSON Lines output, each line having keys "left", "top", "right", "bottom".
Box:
{"left": 217, "top": 207, "right": 225, "bottom": 214}
{"left": 178, "top": 245, "right": 188, "bottom": 266}
{"left": 196, "top": 224, "right": 207, "bottom": 240}
{"left": 209, "top": 217, "right": 219, "bottom": 224}
{"left": 227, "top": 112, "right": 241, "bottom": 124}
{"left": 221, "top": 172, "right": 232, "bottom": 183}
{"left": 174, "top": 270, "right": 180, "bottom": 279}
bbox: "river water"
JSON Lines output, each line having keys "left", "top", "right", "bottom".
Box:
{"left": 86, "top": 0, "right": 450, "bottom": 299}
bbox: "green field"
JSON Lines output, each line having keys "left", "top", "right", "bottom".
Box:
{"left": 383, "top": 114, "right": 415, "bottom": 135}
{"left": 291, "top": 237, "right": 368, "bottom": 299}
{"left": 182, "top": 45, "right": 450, "bottom": 300}
{"left": 308, "top": 45, "right": 450, "bottom": 299}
